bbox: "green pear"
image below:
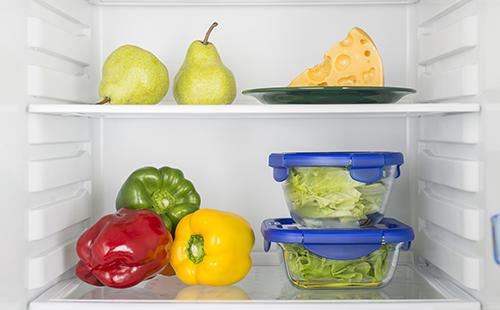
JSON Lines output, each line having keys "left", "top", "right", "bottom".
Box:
{"left": 174, "top": 22, "right": 236, "bottom": 105}
{"left": 99, "top": 45, "right": 169, "bottom": 104}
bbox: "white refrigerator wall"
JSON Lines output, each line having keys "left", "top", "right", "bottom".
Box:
{"left": 11, "top": 0, "right": 500, "bottom": 310}
{"left": 0, "top": 1, "right": 29, "bottom": 310}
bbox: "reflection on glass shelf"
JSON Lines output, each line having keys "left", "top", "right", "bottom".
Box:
{"left": 67, "top": 265, "right": 445, "bottom": 301}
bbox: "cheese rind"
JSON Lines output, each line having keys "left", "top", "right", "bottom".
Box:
{"left": 289, "top": 27, "right": 384, "bottom": 87}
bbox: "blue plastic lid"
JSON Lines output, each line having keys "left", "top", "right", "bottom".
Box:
{"left": 261, "top": 218, "right": 414, "bottom": 260}
{"left": 269, "top": 152, "right": 404, "bottom": 183}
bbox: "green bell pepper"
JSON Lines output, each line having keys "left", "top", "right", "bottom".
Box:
{"left": 116, "top": 166, "right": 201, "bottom": 232}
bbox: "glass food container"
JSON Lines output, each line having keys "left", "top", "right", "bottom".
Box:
{"left": 269, "top": 152, "right": 404, "bottom": 228}
{"left": 261, "top": 218, "right": 414, "bottom": 289}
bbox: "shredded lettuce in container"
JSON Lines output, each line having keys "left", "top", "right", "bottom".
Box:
{"left": 286, "top": 167, "right": 386, "bottom": 223}
{"left": 283, "top": 244, "right": 393, "bottom": 283}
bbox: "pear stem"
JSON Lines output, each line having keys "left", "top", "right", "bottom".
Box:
{"left": 202, "top": 22, "right": 218, "bottom": 45}
{"left": 96, "top": 97, "right": 111, "bottom": 105}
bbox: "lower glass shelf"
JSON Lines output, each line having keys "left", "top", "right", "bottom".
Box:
{"left": 31, "top": 264, "right": 479, "bottom": 310}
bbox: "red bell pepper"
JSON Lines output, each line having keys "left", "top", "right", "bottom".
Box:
{"left": 75, "top": 208, "right": 172, "bottom": 288}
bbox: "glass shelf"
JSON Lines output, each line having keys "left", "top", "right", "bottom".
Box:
{"left": 28, "top": 103, "right": 480, "bottom": 119}
{"left": 31, "top": 264, "right": 479, "bottom": 310}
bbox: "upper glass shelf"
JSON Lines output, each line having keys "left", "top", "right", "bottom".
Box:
{"left": 28, "top": 103, "right": 480, "bottom": 119}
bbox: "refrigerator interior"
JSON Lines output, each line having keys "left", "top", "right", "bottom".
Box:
{"left": 3, "top": 0, "right": 500, "bottom": 309}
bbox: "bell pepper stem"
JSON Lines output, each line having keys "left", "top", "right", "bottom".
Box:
{"left": 187, "top": 234, "right": 205, "bottom": 264}
{"left": 151, "top": 190, "right": 176, "bottom": 214}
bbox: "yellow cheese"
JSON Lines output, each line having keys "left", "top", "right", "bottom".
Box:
{"left": 289, "top": 27, "right": 384, "bottom": 87}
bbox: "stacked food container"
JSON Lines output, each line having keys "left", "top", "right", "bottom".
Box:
{"left": 261, "top": 152, "right": 415, "bottom": 289}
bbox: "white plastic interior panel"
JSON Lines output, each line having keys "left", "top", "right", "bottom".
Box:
{"left": 33, "top": 0, "right": 92, "bottom": 26}
{"left": 27, "top": 66, "right": 91, "bottom": 103}
{"left": 27, "top": 0, "right": 94, "bottom": 294}
{"left": 414, "top": 112, "right": 482, "bottom": 291}
{"left": 417, "top": 0, "right": 478, "bottom": 102}
{"left": 27, "top": 138, "right": 92, "bottom": 289}
{"left": 417, "top": 0, "right": 471, "bottom": 26}
{"left": 418, "top": 113, "right": 479, "bottom": 144}
{"left": 417, "top": 187, "right": 481, "bottom": 241}
{"left": 30, "top": 265, "right": 479, "bottom": 310}
{"left": 28, "top": 190, "right": 91, "bottom": 241}
{"left": 28, "top": 0, "right": 91, "bottom": 104}
{"left": 27, "top": 103, "right": 481, "bottom": 118}
{"left": 418, "top": 16, "right": 477, "bottom": 65}
{"left": 417, "top": 227, "right": 481, "bottom": 290}
{"left": 91, "top": 0, "right": 419, "bottom": 5}
{"left": 27, "top": 17, "right": 91, "bottom": 65}
{"left": 417, "top": 151, "right": 479, "bottom": 192}
{"left": 28, "top": 151, "right": 92, "bottom": 192}
{"left": 418, "top": 65, "right": 478, "bottom": 102}
{"left": 28, "top": 114, "right": 91, "bottom": 144}
{"left": 28, "top": 240, "right": 79, "bottom": 290}
{"left": 478, "top": 105, "right": 500, "bottom": 310}
{"left": 28, "top": 181, "right": 91, "bottom": 290}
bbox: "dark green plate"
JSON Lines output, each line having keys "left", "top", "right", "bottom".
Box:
{"left": 242, "top": 86, "right": 416, "bottom": 104}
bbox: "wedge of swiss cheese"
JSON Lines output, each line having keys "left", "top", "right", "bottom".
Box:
{"left": 289, "top": 27, "right": 384, "bottom": 87}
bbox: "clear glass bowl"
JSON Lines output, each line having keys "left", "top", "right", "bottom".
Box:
{"left": 280, "top": 242, "right": 402, "bottom": 289}
{"left": 282, "top": 165, "right": 398, "bottom": 228}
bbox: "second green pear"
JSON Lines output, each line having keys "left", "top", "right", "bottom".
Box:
{"left": 174, "top": 22, "right": 236, "bottom": 105}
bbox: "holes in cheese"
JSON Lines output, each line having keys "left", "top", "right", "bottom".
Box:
{"left": 307, "top": 56, "right": 332, "bottom": 82}
{"left": 338, "top": 75, "right": 357, "bottom": 86}
{"left": 289, "top": 27, "right": 384, "bottom": 87}
{"left": 335, "top": 54, "right": 351, "bottom": 71}
{"left": 363, "top": 68, "right": 376, "bottom": 83}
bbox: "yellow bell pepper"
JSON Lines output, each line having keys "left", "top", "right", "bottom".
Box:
{"left": 170, "top": 209, "right": 255, "bottom": 286}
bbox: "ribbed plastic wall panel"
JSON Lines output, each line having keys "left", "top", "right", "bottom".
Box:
{"left": 28, "top": 65, "right": 91, "bottom": 103}
{"left": 417, "top": 0, "right": 478, "bottom": 102}
{"left": 27, "top": 143, "right": 92, "bottom": 289}
{"left": 418, "top": 187, "right": 481, "bottom": 241}
{"left": 419, "top": 113, "right": 479, "bottom": 144}
{"left": 27, "top": 17, "right": 90, "bottom": 65}
{"left": 28, "top": 240, "right": 78, "bottom": 289}
{"left": 28, "top": 0, "right": 91, "bottom": 103}
{"left": 418, "top": 225, "right": 481, "bottom": 290}
{"left": 29, "top": 191, "right": 91, "bottom": 241}
{"left": 418, "top": 16, "right": 477, "bottom": 65}
{"left": 416, "top": 112, "right": 482, "bottom": 290}
{"left": 27, "top": 0, "right": 93, "bottom": 291}
{"left": 417, "top": 0, "right": 471, "bottom": 25}
{"left": 33, "top": 0, "right": 91, "bottom": 26}
{"left": 28, "top": 152, "right": 92, "bottom": 192}
{"left": 28, "top": 114, "right": 90, "bottom": 144}
{"left": 417, "top": 151, "right": 479, "bottom": 192}
{"left": 419, "top": 65, "right": 478, "bottom": 102}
